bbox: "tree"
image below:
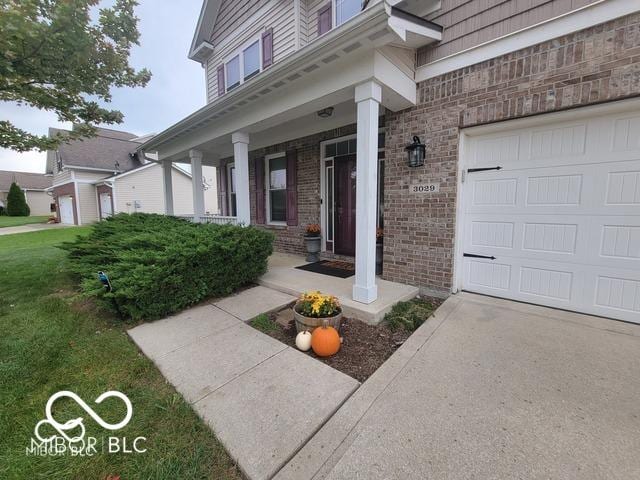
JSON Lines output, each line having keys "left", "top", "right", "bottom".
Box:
{"left": 0, "top": 0, "right": 151, "bottom": 152}
{"left": 6, "top": 182, "right": 30, "bottom": 216}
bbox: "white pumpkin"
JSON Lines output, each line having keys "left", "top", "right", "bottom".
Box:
{"left": 295, "top": 330, "right": 312, "bottom": 351}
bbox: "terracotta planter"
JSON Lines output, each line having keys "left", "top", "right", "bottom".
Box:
{"left": 293, "top": 303, "right": 343, "bottom": 334}
{"left": 304, "top": 235, "right": 321, "bottom": 262}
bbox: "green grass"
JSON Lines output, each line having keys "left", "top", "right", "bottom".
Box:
{"left": 0, "top": 215, "right": 49, "bottom": 228}
{"left": 0, "top": 227, "right": 241, "bottom": 479}
{"left": 250, "top": 313, "right": 277, "bottom": 333}
{"left": 384, "top": 298, "right": 439, "bottom": 332}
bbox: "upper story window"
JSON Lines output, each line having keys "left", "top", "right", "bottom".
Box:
{"left": 217, "top": 30, "right": 272, "bottom": 97}
{"left": 318, "top": 0, "right": 362, "bottom": 36}
{"left": 243, "top": 40, "right": 260, "bottom": 81}
{"left": 226, "top": 55, "right": 240, "bottom": 91}
{"left": 335, "top": 0, "right": 361, "bottom": 27}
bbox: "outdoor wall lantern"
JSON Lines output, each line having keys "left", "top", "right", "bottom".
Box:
{"left": 405, "top": 135, "right": 426, "bottom": 167}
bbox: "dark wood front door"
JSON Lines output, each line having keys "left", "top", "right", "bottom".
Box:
{"left": 334, "top": 154, "right": 356, "bottom": 256}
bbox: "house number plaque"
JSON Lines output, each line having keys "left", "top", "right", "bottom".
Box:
{"left": 411, "top": 183, "right": 440, "bottom": 193}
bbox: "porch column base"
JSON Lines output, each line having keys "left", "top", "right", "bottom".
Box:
{"left": 352, "top": 283, "right": 379, "bottom": 304}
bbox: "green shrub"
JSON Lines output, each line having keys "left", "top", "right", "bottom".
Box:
{"left": 6, "top": 182, "right": 30, "bottom": 216}
{"left": 61, "top": 213, "right": 274, "bottom": 320}
{"left": 384, "top": 298, "right": 438, "bottom": 332}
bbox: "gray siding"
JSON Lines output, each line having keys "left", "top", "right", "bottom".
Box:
{"left": 417, "top": 0, "right": 600, "bottom": 66}
{"left": 206, "top": 0, "right": 298, "bottom": 102}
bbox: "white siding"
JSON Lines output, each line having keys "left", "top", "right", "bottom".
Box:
{"left": 52, "top": 169, "right": 73, "bottom": 186}
{"left": 304, "top": 0, "right": 328, "bottom": 45}
{"left": 74, "top": 170, "right": 111, "bottom": 182}
{"left": 23, "top": 191, "right": 54, "bottom": 216}
{"left": 113, "top": 164, "right": 203, "bottom": 216}
{"left": 77, "top": 183, "right": 99, "bottom": 224}
{"left": 206, "top": 0, "right": 297, "bottom": 102}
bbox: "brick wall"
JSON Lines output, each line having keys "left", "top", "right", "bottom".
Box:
{"left": 383, "top": 13, "right": 640, "bottom": 296}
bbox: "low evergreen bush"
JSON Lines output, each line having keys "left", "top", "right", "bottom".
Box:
{"left": 384, "top": 298, "right": 438, "bottom": 332}
{"left": 61, "top": 213, "right": 274, "bottom": 320}
{"left": 6, "top": 182, "right": 30, "bottom": 216}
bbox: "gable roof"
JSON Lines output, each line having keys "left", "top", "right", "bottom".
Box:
{"left": 101, "top": 161, "right": 192, "bottom": 182}
{"left": 0, "top": 170, "right": 52, "bottom": 191}
{"left": 189, "top": 0, "right": 222, "bottom": 62}
{"left": 49, "top": 127, "right": 144, "bottom": 173}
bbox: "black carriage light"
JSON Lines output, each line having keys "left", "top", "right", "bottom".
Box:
{"left": 98, "top": 271, "right": 112, "bottom": 292}
{"left": 405, "top": 135, "right": 426, "bottom": 167}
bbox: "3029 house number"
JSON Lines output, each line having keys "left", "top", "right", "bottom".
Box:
{"left": 412, "top": 183, "right": 440, "bottom": 193}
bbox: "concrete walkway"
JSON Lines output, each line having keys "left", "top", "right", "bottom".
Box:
{"left": 0, "top": 223, "right": 70, "bottom": 235}
{"left": 277, "top": 293, "right": 640, "bottom": 480}
{"left": 128, "top": 285, "right": 359, "bottom": 480}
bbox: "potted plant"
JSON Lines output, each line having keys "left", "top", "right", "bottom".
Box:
{"left": 304, "top": 223, "right": 321, "bottom": 262}
{"left": 376, "top": 228, "right": 384, "bottom": 275}
{"left": 293, "top": 291, "right": 342, "bottom": 333}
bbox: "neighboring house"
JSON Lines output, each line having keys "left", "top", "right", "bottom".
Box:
{"left": 140, "top": 0, "right": 640, "bottom": 324}
{"left": 46, "top": 127, "right": 218, "bottom": 225}
{"left": 0, "top": 170, "right": 54, "bottom": 216}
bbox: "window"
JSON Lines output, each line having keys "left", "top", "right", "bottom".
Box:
{"left": 226, "top": 55, "right": 240, "bottom": 91}
{"left": 335, "top": 0, "right": 361, "bottom": 26}
{"left": 228, "top": 163, "right": 237, "bottom": 216}
{"left": 266, "top": 155, "right": 287, "bottom": 223}
{"left": 243, "top": 40, "right": 260, "bottom": 81}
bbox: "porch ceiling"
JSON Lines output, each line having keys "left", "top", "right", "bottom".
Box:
{"left": 141, "top": 1, "right": 441, "bottom": 163}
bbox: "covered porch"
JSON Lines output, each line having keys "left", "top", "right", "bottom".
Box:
{"left": 139, "top": 2, "right": 441, "bottom": 305}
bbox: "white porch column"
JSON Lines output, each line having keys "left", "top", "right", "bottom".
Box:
{"left": 232, "top": 132, "right": 251, "bottom": 226}
{"left": 162, "top": 160, "right": 174, "bottom": 216}
{"left": 189, "top": 149, "right": 205, "bottom": 222}
{"left": 352, "top": 80, "right": 382, "bottom": 304}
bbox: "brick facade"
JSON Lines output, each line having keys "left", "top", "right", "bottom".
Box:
{"left": 383, "top": 13, "right": 640, "bottom": 296}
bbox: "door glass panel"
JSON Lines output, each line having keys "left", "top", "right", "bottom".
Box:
{"left": 377, "top": 160, "right": 385, "bottom": 228}
{"left": 325, "top": 143, "right": 336, "bottom": 158}
{"left": 336, "top": 140, "right": 349, "bottom": 155}
{"left": 327, "top": 166, "right": 334, "bottom": 241}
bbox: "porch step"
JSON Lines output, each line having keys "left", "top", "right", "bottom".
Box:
{"left": 258, "top": 253, "right": 419, "bottom": 324}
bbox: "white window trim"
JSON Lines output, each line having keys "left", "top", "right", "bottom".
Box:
{"left": 223, "top": 36, "right": 263, "bottom": 93}
{"left": 264, "top": 152, "right": 287, "bottom": 226}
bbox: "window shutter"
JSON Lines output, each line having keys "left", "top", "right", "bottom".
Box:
{"left": 261, "top": 28, "right": 273, "bottom": 69}
{"left": 216, "top": 65, "right": 225, "bottom": 96}
{"left": 218, "top": 164, "right": 228, "bottom": 216}
{"left": 317, "top": 3, "right": 332, "bottom": 36}
{"left": 255, "top": 157, "right": 265, "bottom": 224}
{"left": 285, "top": 149, "right": 298, "bottom": 226}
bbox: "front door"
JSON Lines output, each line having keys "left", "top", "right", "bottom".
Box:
{"left": 59, "top": 196, "right": 74, "bottom": 224}
{"left": 100, "top": 193, "right": 113, "bottom": 219}
{"left": 334, "top": 154, "right": 356, "bottom": 256}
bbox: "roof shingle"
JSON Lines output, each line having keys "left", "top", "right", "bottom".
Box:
{"left": 0, "top": 171, "right": 52, "bottom": 191}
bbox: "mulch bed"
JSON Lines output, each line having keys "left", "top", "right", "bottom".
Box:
{"left": 262, "top": 313, "right": 410, "bottom": 383}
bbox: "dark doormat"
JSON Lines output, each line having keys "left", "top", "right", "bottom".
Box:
{"left": 295, "top": 260, "right": 355, "bottom": 278}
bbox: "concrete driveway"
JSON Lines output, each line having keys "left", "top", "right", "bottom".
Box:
{"left": 278, "top": 293, "right": 640, "bottom": 480}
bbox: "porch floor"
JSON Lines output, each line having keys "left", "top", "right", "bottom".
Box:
{"left": 258, "top": 253, "right": 419, "bottom": 324}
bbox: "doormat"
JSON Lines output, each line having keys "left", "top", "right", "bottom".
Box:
{"left": 295, "top": 260, "right": 355, "bottom": 278}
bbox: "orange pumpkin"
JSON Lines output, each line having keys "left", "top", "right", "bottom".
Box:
{"left": 311, "top": 322, "right": 341, "bottom": 357}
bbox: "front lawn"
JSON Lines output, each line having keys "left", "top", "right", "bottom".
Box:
{"left": 0, "top": 228, "right": 241, "bottom": 479}
{"left": 0, "top": 215, "right": 49, "bottom": 228}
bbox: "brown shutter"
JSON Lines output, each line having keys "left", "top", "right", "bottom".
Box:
{"left": 218, "top": 164, "right": 228, "bottom": 215}
{"left": 255, "top": 157, "right": 265, "bottom": 224}
{"left": 261, "top": 28, "right": 273, "bottom": 69}
{"left": 286, "top": 149, "right": 298, "bottom": 226}
{"left": 216, "top": 65, "right": 225, "bottom": 96}
{"left": 317, "top": 3, "right": 332, "bottom": 36}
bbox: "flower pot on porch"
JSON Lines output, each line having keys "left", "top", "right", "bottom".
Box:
{"left": 304, "top": 235, "right": 321, "bottom": 262}
{"left": 293, "top": 304, "right": 343, "bottom": 334}
{"left": 376, "top": 242, "right": 383, "bottom": 275}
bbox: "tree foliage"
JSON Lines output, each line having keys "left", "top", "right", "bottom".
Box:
{"left": 6, "top": 181, "right": 30, "bottom": 216}
{"left": 0, "top": 0, "right": 151, "bottom": 152}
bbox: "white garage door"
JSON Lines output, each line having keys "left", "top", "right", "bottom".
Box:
{"left": 459, "top": 101, "right": 640, "bottom": 324}
{"left": 58, "top": 196, "right": 74, "bottom": 225}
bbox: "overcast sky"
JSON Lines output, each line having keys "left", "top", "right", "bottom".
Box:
{"left": 0, "top": 0, "right": 205, "bottom": 173}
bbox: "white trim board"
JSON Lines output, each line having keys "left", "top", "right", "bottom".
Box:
{"left": 416, "top": 0, "right": 640, "bottom": 82}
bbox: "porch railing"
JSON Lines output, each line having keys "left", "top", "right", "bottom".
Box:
{"left": 176, "top": 214, "right": 238, "bottom": 225}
